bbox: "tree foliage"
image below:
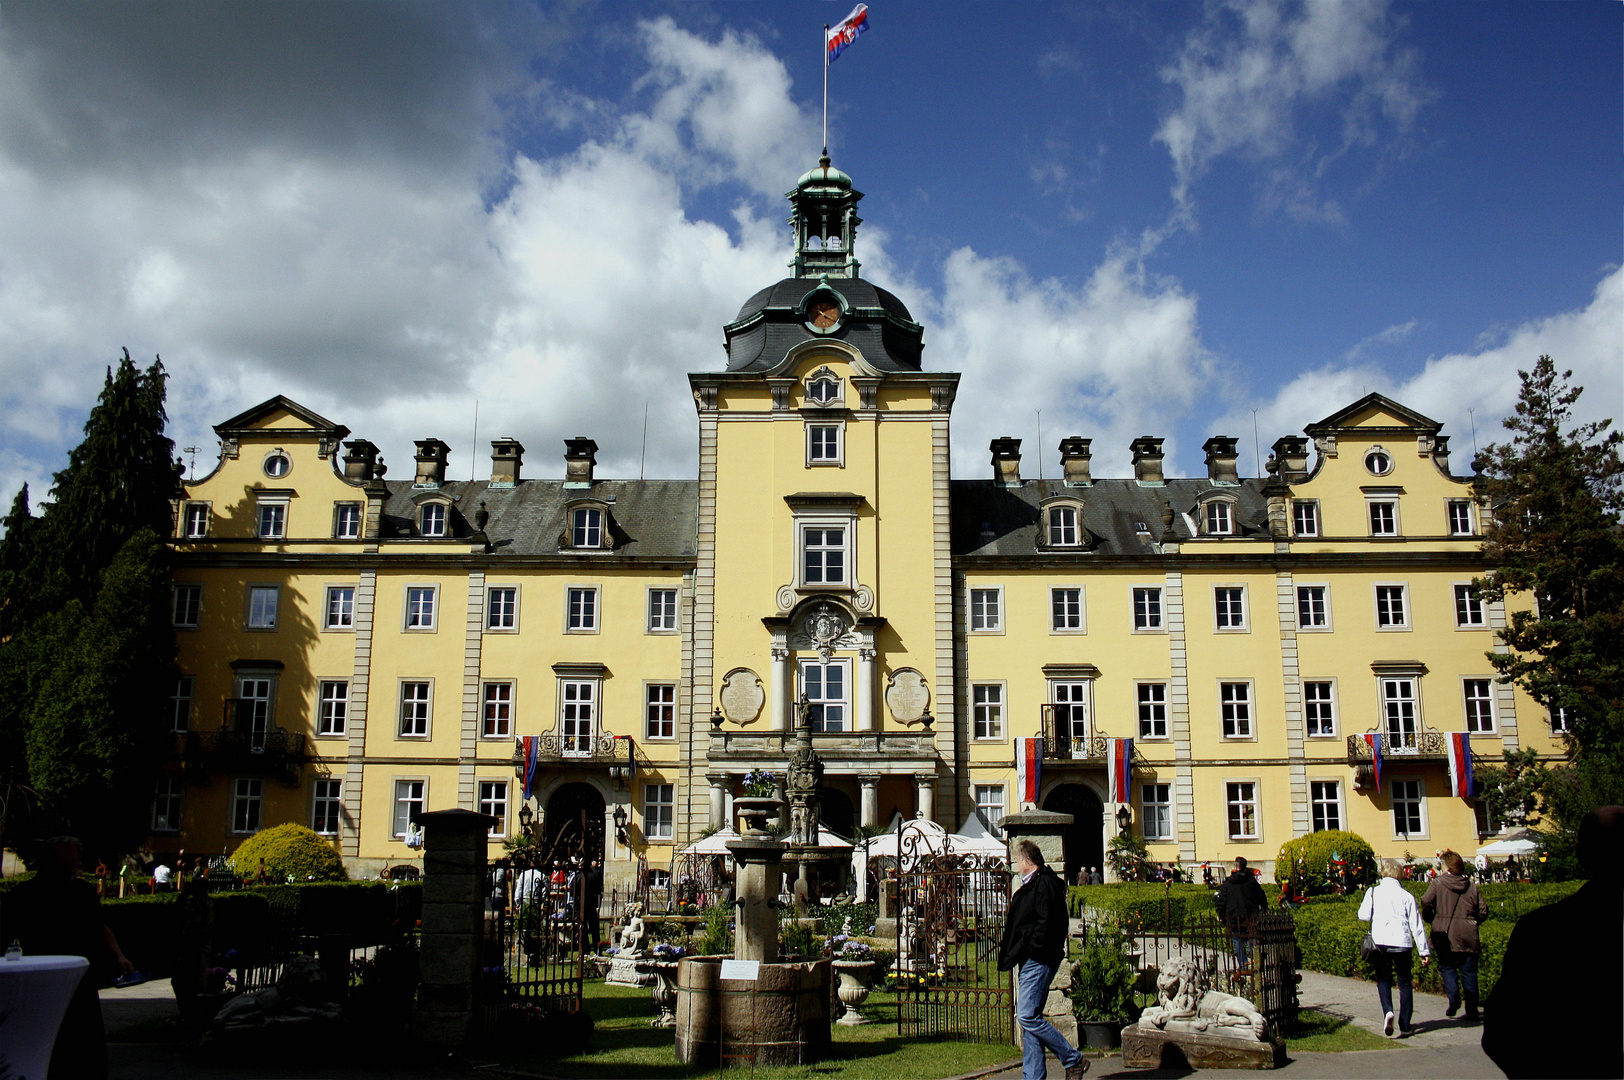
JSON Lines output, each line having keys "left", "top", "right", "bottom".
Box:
{"left": 229, "top": 823, "right": 348, "bottom": 883}
{"left": 1275, "top": 829, "right": 1377, "bottom": 894}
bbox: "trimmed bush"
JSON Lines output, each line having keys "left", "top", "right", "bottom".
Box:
{"left": 1068, "top": 882, "right": 1213, "bottom": 929}
{"left": 229, "top": 823, "right": 348, "bottom": 883}
{"left": 1275, "top": 830, "right": 1377, "bottom": 895}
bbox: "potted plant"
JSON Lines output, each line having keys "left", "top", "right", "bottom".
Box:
{"left": 1071, "top": 928, "right": 1139, "bottom": 1049}
{"left": 735, "top": 770, "right": 782, "bottom": 835}
{"left": 830, "top": 937, "right": 876, "bottom": 1025}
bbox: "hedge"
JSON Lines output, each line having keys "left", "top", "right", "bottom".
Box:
{"left": 1068, "top": 883, "right": 1215, "bottom": 928}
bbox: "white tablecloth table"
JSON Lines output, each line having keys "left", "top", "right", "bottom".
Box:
{"left": 0, "top": 954, "right": 90, "bottom": 1079}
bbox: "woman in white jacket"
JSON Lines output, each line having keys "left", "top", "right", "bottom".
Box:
{"left": 1358, "top": 859, "right": 1431, "bottom": 1036}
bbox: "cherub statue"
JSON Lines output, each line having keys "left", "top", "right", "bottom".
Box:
{"left": 616, "top": 902, "right": 650, "bottom": 956}
{"left": 1139, "top": 958, "right": 1267, "bottom": 1041}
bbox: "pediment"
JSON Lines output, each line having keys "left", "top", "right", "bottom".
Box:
{"left": 214, "top": 395, "right": 349, "bottom": 440}
{"left": 1305, "top": 393, "right": 1440, "bottom": 436}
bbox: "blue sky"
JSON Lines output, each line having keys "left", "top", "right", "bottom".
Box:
{"left": 0, "top": 1, "right": 1617, "bottom": 499}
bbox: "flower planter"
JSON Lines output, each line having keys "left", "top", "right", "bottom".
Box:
{"left": 635, "top": 959, "right": 681, "bottom": 1027}
{"left": 832, "top": 959, "right": 875, "bottom": 1025}
{"left": 1080, "top": 1020, "right": 1123, "bottom": 1049}
{"left": 733, "top": 796, "right": 783, "bottom": 837}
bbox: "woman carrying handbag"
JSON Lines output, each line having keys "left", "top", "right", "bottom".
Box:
{"left": 1357, "top": 859, "right": 1431, "bottom": 1037}
{"left": 1421, "top": 850, "right": 1488, "bottom": 1022}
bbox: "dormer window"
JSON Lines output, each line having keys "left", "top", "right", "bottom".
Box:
{"left": 1364, "top": 447, "right": 1394, "bottom": 476}
{"left": 420, "top": 503, "right": 447, "bottom": 537}
{"left": 572, "top": 507, "right": 603, "bottom": 548}
{"left": 807, "top": 375, "right": 842, "bottom": 404}
{"left": 1047, "top": 506, "right": 1079, "bottom": 546}
{"left": 1204, "top": 500, "right": 1234, "bottom": 536}
{"left": 263, "top": 451, "right": 292, "bottom": 479}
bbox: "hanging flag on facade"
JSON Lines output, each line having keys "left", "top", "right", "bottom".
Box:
{"left": 826, "top": 4, "right": 870, "bottom": 64}
{"left": 621, "top": 734, "right": 637, "bottom": 786}
{"left": 1363, "top": 732, "right": 1385, "bottom": 794}
{"left": 522, "top": 735, "right": 540, "bottom": 802}
{"left": 1107, "top": 738, "right": 1134, "bottom": 803}
{"left": 1446, "top": 732, "right": 1474, "bottom": 799}
{"left": 1016, "top": 737, "right": 1042, "bottom": 809}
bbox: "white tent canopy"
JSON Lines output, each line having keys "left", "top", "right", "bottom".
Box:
{"left": 680, "top": 827, "right": 739, "bottom": 856}
{"left": 851, "top": 813, "right": 1008, "bottom": 898}
{"left": 1476, "top": 837, "right": 1538, "bottom": 856}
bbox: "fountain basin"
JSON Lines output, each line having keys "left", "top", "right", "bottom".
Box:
{"left": 672, "top": 955, "right": 832, "bottom": 1067}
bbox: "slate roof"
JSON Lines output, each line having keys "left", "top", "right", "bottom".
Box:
{"left": 723, "top": 276, "right": 924, "bottom": 373}
{"left": 378, "top": 479, "right": 698, "bottom": 559}
{"left": 950, "top": 478, "right": 1273, "bottom": 558}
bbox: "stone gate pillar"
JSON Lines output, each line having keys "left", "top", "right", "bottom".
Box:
{"left": 413, "top": 807, "right": 495, "bottom": 1047}
{"left": 1000, "top": 808, "right": 1073, "bottom": 876}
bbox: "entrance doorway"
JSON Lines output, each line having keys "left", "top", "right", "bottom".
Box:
{"left": 1043, "top": 784, "right": 1103, "bottom": 885}
{"left": 543, "top": 782, "right": 606, "bottom": 866}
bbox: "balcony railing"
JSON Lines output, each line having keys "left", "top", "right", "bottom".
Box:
{"left": 511, "top": 732, "right": 636, "bottom": 769}
{"left": 706, "top": 727, "right": 936, "bottom": 762}
{"left": 174, "top": 726, "right": 308, "bottom": 785}
{"left": 1346, "top": 728, "right": 1447, "bottom": 762}
{"left": 1036, "top": 704, "right": 1108, "bottom": 762}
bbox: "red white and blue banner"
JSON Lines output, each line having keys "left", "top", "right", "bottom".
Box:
{"left": 826, "top": 5, "right": 870, "bottom": 64}
{"left": 1107, "top": 738, "right": 1134, "bottom": 803}
{"left": 1016, "top": 737, "right": 1042, "bottom": 808}
{"left": 1363, "top": 732, "right": 1385, "bottom": 794}
{"left": 1447, "top": 732, "right": 1474, "bottom": 799}
{"left": 521, "top": 735, "right": 540, "bottom": 802}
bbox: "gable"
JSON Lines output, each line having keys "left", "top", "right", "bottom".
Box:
{"left": 1304, "top": 393, "right": 1440, "bottom": 436}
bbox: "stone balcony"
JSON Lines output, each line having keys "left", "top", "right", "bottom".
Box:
{"left": 706, "top": 727, "right": 937, "bottom": 770}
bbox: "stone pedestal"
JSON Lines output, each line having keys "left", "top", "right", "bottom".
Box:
{"left": 727, "top": 835, "right": 785, "bottom": 964}
{"left": 1000, "top": 808, "right": 1073, "bottom": 871}
{"left": 411, "top": 807, "right": 495, "bottom": 1048}
{"left": 1121, "top": 1024, "right": 1284, "bottom": 1070}
{"left": 606, "top": 956, "right": 656, "bottom": 987}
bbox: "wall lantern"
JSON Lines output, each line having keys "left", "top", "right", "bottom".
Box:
{"left": 1115, "top": 805, "right": 1132, "bottom": 835}
{"left": 612, "top": 804, "right": 629, "bottom": 845}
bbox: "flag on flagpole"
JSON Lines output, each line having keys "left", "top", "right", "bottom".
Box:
{"left": 826, "top": 4, "right": 870, "bottom": 64}
{"left": 522, "top": 735, "right": 540, "bottom": 802}
{"left": 622, "top": 735, "right": 637, "bottom": 787}
{"left": 1447, "top": 732, "right": 1474, "bottom": 799}
{"left": 1107, "top": 738, "right": 1134, "bottom": 803}
{"left": 1015, "top": 737, "right": 1042, "bottom": 809}
{"left": 1363, "top": 732, "right": 1385, "bottom": 794}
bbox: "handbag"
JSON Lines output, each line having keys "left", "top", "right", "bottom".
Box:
{"left": 1359, "top": 932, "right": 1379, "bottom": 963}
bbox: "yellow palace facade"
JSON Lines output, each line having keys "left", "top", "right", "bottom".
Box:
{"left": 157, "top": 160, "right": 1562, "bottom": 887}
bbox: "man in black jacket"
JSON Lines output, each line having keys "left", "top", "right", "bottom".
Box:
{"left": 997, "top": 840, "right": 1088, "bottom": 1080}
{"left": 1218, "top": 856, "right": 1266, "bottom": 971}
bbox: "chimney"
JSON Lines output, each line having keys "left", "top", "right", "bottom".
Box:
{"left": 342, "top": 439, "right": 379, "bottom": 481}
{"left": 1202, "top": 436, "right": 1240, "bottom": 484}
{"left": 490, "top": 438, "right": 525, "bottom": 487}
{"left": 413, "top": 439, "right": 450, "bottom": 487}
{"left": 1130, "top": 437, "right": 1165, "bottom": 484}
{"left": 564, "top": 437, "right": 598, "bottom": 487}
{"left": 989, "top": 437, "right": 1022, "bottom": 486}
{"left": 1058, "top": 438, "right": 1092, "bottom": 486}
{"left": 1271, "top": 436, "right": 1310, "bottom": 482}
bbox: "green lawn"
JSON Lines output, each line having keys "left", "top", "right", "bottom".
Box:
{"left": 1283, "top": 1009, "right": 1392, "bottom": 1052}
{"left": 513, "top": 980, "right": 1020, "bottom": 1079}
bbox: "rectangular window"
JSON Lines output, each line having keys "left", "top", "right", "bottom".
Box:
{"left": 405, "top": 586, "right": 436, "bottom": 630}
{"left": 1133, "top": 587, "right": 1163, "bottom": 631}
{"left": 1369, "top": 500, "right": 1397, "bottom": 536}
{"left": 972, "top": 684, "right": 1004, "bottom": 740}
{"left": 334, "top": 502, "right": 362, "bottom": 539}
{"left": 325, "top": 586, "right": 355, "bottom": 630}
{"left": 234, "top": 677, "right": 273, "bottom": 749}
{"left": 801, "top": 661, "right": 848, "bottom": 733}
{"left": 1226, "top": 782, "right": 1258, "bottom": 839}
{"left": 647, "top": 588, "right": 678, "bottom": 632}
{"left": 1204, "top": 501, "right": 1232, "bottom": 535}
{"left": 1392, "top": 778, "right": 1425, "bottom": 837}
{"left": 1050, "top": 587, "right": 1083, "bottom": 632}
{"left": 802, "top": 527, "right": 847, "bottom": 585}
{"left": 1214, "top": 586, "right": 1247, "bottom": 630}
{"left": 1448, "top": 500, "right": 1474, "bottom": 536}
{"left": 566, "top": 587, "right": 598, "bottom": 631}
{"left": 487, "top": 587, "right": 517, "bottom": 630}
{"left": 1052, "top": 683, "right": 1088, "bottom": 746}
{"left": 171, "top": 675, "right": 194, "bottom": 733}
{"left": 399, "top": 681, "right": 431, "bottom": 738}
{"left": 644, "top": 783, "right": 674, "bottom": 840}
{"left": 572, "top": 507, "right": 603, "bottom": 548}
{"left": 807, "top": 424, "right": 841, "bottom": 463}
{"left": 231, "top": 778, "right": 264, "bottom": 835}
{"left": 1454, "top": 584, "right": 1486, "bottom": 627}
{"left": 183, "top": 502, "right": 209, "bottom": 538}
{"left": 247, "top": 585, "right": 279, "bottom": 629}
{"left": 420, "top": 503, "right": 447, "bottom": 537}
{"left": 1551, "top": 706, "right": 1574, "bottom": 734}
{"left": 153, "top": 777, "right": 184, "bottom": 832}
{"left": 318, "top": 680, "right": 349, "bottom": 736}
{"left": 1382, "top": 678, "right": 1420, "bottom": 752}
{"left": 1304, "top": 681, "right": 1337, "bottom": 737}
{"left": 482, "top": 682, "right": 512, "bottom": 738}
{"left": 1137, "top": 683, "right": 1168, "bottom": 739}
{"left": 646, "top": 684, "right": 675, "bottom": 739}
{"left": 1310, "top": 780, "right": 1341, "bottom": 832}
{"left": 969, "top": 588, "right": 1002, "bottom": 631}
{"left": 1142, "top": 783, "right": 1172, "bottom": 840}
{"left": 1296, "top": 586, "right": 1328, "bottom": 629}
{"left": 393, "top": 779, "right": 425, "bottom": 839}
{"left": 1375, "top": 584, "right": 1409, "bottom": 628}
{"left": 312, "top": 778, "right": 343, "bottom": 836}
{"left": 479, "top": 780, "right": 508, "bottom": 838}
{"left": 173, "top": 583, "right": 202, "bottom": 628}
{"left": 1048, "top": 506, "right": 1079, "bottom": 546}
{"left": 1220, "top": 682, "right": 1253, "bottom": 739}
{"left": 975, "top": 784, "right": 1005, "bottom": 827}
{"left": 1292, "top": 500, "right": 1320, "bottom": 537}
{"left": 257, "top": 501, "right": 287, "bottom": 540}
{"left": 560, "top": 680, "right": 597, "bottom": 753}
{"left": 1464, "top": 679, "right": 1495, "bottom": 732}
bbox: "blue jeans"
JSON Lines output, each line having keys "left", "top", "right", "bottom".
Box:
{"left": 1017, "top": 959, "right": 1081, "bottom": 1079}
{"left": 1371, "top": 946, "right": 1414, "bottom": 1031}
{"left": 1431, "top": 933, "right": 1479, "bottom": 1009}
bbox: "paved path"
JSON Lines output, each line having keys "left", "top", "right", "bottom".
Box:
{"left": 986, "top": 968, "right": 1504, "bottom": 1080}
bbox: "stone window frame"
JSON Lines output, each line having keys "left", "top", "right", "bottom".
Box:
{"left": 643, "top": 781, "right": 675, "bottom": 841}
{"left": 333, "top": 501, "right": 363, "bottom": 540}
{"left": 478, "top": 779, "right": 510, "bottom": 839}
{"left": 231, "top": 777, "right": 265, "bottom": 835}
{"left": 486, "top": 584, "right": 521, "bottom": 633}
{"left": 1389, "top": 775, "right": 1429, "bottom": 841}
{"left": 1049, "top": 584, "right": 1087, "bottom": 635}
{"left": 1136, "top": 682, "right": 1169, "bottom": 740}
{"left": 245, "top": 582, "right": 280, "bottom": 631}
{"left": 182, "top": 501, "right": 211, "bottom": 539}
{"left": 323, "top": 584, "right": 356, "bottom": 632}
{"left": 1309, "top": 777, "right": 1344, "bottom": 833}
{"left": 971, "top": 681, "right": 1006, "bottom": 741}
{"left": 392, "top": 777, "right": 428, "bottom": 839}
{"left": 256, "top": 496, "right": 289, "bottom": 540}
{"left": 403, "top": 583, "right": 439, "bottom": 632}
{"left": 316, "top": 679, "right": 350, "bottom": 737}
{"left": 173, "top": 582, "right": 203, "bottom": 629}
{"left": 1140, "top": 781, "right": 1174, "bottom": 841}
{"left": 1131, "top": 585, "right": 1164, "bottom": 633}
{"left": 418, "top": 500, "right": 450, "bottom": 538}
{"left": 1292, "top": 499, "right": 1320, "bottom": 538}
{"left": 1295, "top": 582, "right": 1333, "bottom": 632}
{"left": 968, "top": 585, "right": 1004, "bottom": 634}
{"left": 1218, "top": 679, "right": 1256, "bottom": 741}
{"left": 1363, "top": 445, "right": 1395, "bottom": 477}
{"left": 1373, "top": 582, "right": 1411, "bottom": 631}
{"left": 798, "top": 657, "right": 852, "bottom": 733}
{"left": 482, "top": 680, "right": 515, "bottom": 738}
{"left": 974, "top": 784, "right": 1005, "bottom": 829}
{"left": 1447, "top": 499, "right": 1476, "bottom": 536}
{"left": 397, "top": 678, "right": 434, "bottom": 740}
{"left": 797, "top": 514, "right": 855, "bottom": 590}
{"left": 644, "top": 682, "right": 677, "bottom": 741}
{"left": 1462, "top": 677, "right": 1497, "bottom": 734}
{"left": 805, "top": 419, "right": 845, "bottom": 467}
{"left": 1198, "top": 493, "right": 1238, "bottom": 536}
{"left": 1366, "top": 497, "right": 1400, "bottom": 537}
{"left": 801, "top": 366, "right": 846, "bottom": 407}
{"left": 311, "top": 777, "right": 344, "bottom": 837}
{"left": 1224, "top": 778, "right": 1262, "bottom": 842}
{"left": 646, "top": 587, "right": 680, "bottom": 634}
{"left": 564, "top": 584, "right": 601, "bottom": 634}
{"left": 1212, "top": 584, "right": 1249, "bottom": 633}
{"left": 1303, "top": 678, "right": 1339, "bottom": 738}
{"left": 1041, "top": 498, "right": 1086, "bottom": 547}
{"left": 557, "top": 676, "right": 601, "bottom": 753}
{"left": 1452, "top": 582, "right": 1487, "bottom": 629}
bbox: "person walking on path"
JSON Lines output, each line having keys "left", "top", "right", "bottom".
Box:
{"left": 1218, "top": 857, "right": 1266, "bottom": 970}
{"left": 1483, "top": 806, "right": 1624, "bottom": 1079}
{"left": 1358, "top": 859, "right": 1430, "bottom": 1037}
{"left": 1420, "top": 849, "right": 1488, "bottom": 1022}
{"left": 997, "top": 839, "right": 1088, "bottom": 1080}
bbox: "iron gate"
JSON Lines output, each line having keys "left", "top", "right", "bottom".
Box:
{"left": 894, "top": 821, "right": 1013, "bottom": 1043}
{"left": 482, "top": 828, "right": 589, "bottom": 1028}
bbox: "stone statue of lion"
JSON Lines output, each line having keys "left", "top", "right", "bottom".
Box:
{"left": 1139, "top": 958, "right": 1267, "bottom": 1041}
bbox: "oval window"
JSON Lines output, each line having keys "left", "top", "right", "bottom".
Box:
{"left": 807, "top": 378, "right": 840, "bottom": 404}
{"left": 1364, "top": 449, "right": 1393, "bottom": 476}
{"left": 263, "top": 452, "right": 292, "bottom": 479}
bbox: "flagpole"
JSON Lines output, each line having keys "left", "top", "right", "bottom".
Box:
{"left": 822, "top": 24, "right": 829, "bottom": 154}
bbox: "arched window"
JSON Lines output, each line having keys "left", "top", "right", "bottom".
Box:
{"left": 1204, "top": 500, "right": 1233, "bottom": 536}
{"left": 420, "top": 502, "right": 448, "bottom": 537}
{"left": 1048, "top": 505, "right": 1079, "bottom": 546}
{"left": 572, "top": 507, "right": 603, "bottom": 548}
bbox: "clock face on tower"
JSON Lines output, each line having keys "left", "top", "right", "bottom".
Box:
{"left": 808, "top": 299, "right": 841, "bottom": 330}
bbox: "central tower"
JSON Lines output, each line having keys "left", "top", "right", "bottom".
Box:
{"left": 788, "top": 154, "right": 863, "bottom": 279}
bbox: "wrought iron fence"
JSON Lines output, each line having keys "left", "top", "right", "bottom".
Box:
{"left": 1118, "top": 911, "right": 1299, "bottom": 1033}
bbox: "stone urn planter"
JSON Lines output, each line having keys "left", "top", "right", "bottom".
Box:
{"left": 635, "top": 959, "right": 680, "bottom": 1028}
{"left": 832, "top": 960, "right": 875, "bottom": 1026}
{"left": 734, "top": 796, "right": 783, "bottom": 837}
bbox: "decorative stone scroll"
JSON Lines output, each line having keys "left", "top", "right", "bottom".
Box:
{"left": 787, "top": 601, "right": 860, "bottom": 660}
{"left": 884, "top": 669, "right": 930, "bottom": 726}
{"left": 719, "top": 668, "right": 765, "bottom": 726}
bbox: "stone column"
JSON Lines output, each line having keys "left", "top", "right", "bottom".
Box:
{"left": 1001, "top": 808, "right": 1073, "bottom": 872}
{"left": 914, "top": 774, "right": 935, "bottom": 822}
{"left": 771, "top": 647, "right": 791, "bottom": 731}
{"left": 859, "top": 774, "right": 880, "bottom": 828}
{"left": 413, "top": 807, "right": 494, "bottom": 1047}
{"left": 726, "top": 835, "right": 786, "bottom": 963}
{"left": 857, "top": 648, "right": 876, "bottom": 732}
{"left": 707, "top": 774, "right": 729, "bottom": 830}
